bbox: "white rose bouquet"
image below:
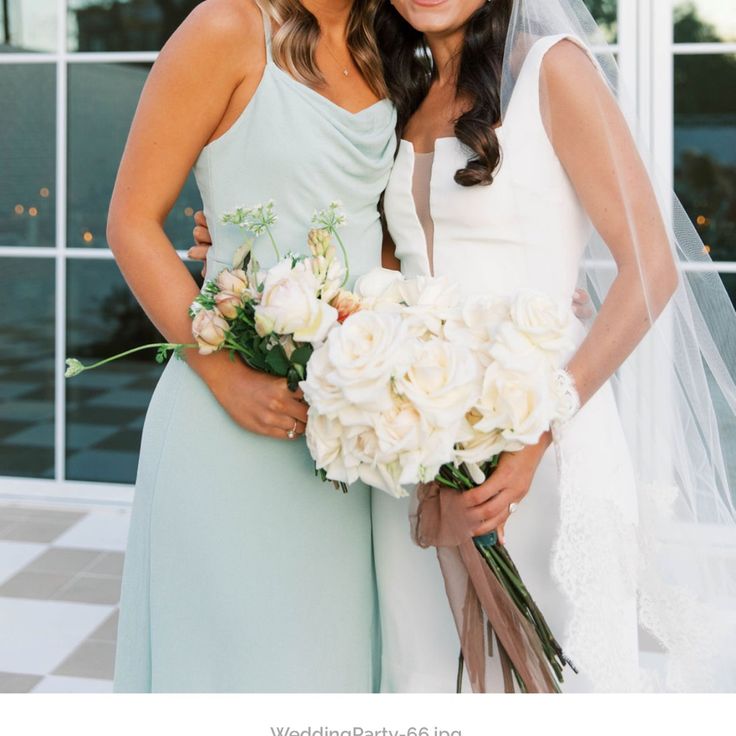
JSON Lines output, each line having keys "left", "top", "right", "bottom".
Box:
{"left": 301, "top": 268, "right": 580, "bottom": 691}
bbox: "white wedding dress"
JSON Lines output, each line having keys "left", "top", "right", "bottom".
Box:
{"left": 372, "top": 34, "right": 643, "bottom": 693}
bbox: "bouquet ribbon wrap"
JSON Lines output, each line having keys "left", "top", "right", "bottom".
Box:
{"left": 410, "top": 481, "right": 559, "bottom": 693}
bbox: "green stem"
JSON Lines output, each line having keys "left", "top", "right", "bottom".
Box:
{"left": 332, "top": 228, "right": 350, "bottom": 287}
{"left": 71, "top": 342, "right": 196, "bottom": 373}
{"left": 264, "top": 224, "right": 281, "bottom": 261}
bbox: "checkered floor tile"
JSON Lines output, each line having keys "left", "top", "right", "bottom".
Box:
{"left": 0, "top": 359, "right": 161, "bottom": 483}
{"left": 0, "top": 502, "right": 130, "bottom": 693}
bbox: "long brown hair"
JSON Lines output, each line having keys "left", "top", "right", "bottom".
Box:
{"left": 257, "top": 0, "right": 388, "bottom": 99}
{"left": 374, "top": 0, "right": 514, "bottom": 186}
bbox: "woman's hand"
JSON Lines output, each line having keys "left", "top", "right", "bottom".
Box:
{"left": 572, "top": 288, "right": 593, "bottom": 320}
{"left": 209, "top": 358, "right": 308, "bottom": 440}
{"left": 188, "top": 210, "right": 213, "bottom": 278}
{"left": 462, "top": 430, "right": 553, "bottom": 545}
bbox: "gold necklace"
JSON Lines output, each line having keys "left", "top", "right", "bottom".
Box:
{"left": 322, "top": 36, "right": 350, "bottom": 77}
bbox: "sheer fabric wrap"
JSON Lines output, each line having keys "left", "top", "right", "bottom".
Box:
{"left": 496, "top": 0, "right": 736, "bottom": 691}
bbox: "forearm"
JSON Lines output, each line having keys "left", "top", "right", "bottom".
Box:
{"left": 107, "top": 217, "right": 237, "bottom": 392}
{"left": 565, "top": 261, "right": 676, "bottom": 408}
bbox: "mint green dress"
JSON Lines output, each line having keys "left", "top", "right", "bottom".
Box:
{"left": 113, "top": 10, "right": 397, "bottom": 692}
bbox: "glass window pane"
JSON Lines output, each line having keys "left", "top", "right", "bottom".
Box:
{"left": 0, "top": 258, "right": 55, "bottom": 479}
{"left": 720, "top": 272, "right": 736, "bottom": 310}
{"left": 675, "top": 54, "right": 736, "bottom": 262}
{"left": 68, "top": 0, "right": 201, "bottom": 52}
{"left": 67, "top": 62, "right": 201, "bottom": 250}
{"left": 675, "top": 1, "right": 736, "bottom": 43}
{"left": 65, "top": 259, "right": 202, "bottom": 484}
{"left": 0, "top": 64, "right": 55, "bottom": 247}
{"left": 583, "top": 0, "right": 618, "bottom": 43}
{"left": 0, "top": 0, "right": 57, "bottom": 53}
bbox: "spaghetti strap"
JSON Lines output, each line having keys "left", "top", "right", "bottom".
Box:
{"left": 259, "top": 4, "right": 273, "bottom": 63}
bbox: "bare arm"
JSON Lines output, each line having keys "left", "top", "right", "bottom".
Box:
{"left": 462, "top": 40, "right": 679, "bottom": 543}
{"left": 107, "top": 0, "right": 307, "bottom": 439}
{"left": 541, "top": 39, "right": 678, "bottom": 408}
{"left": 381, "top": 222, "right": 401, "bottom": 271}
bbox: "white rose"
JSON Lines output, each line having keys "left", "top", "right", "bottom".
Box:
{"left": 453, "top": 408, "right": 508, "bottom": 466}
{"left": 324, "top": 310, "right": 411, "bottom": 412}
{"left": 255, "top": 259, "right": 338, "bottom": 344}
{"left": 490, "top": 321, "right": 549, "bottom": 374}
{"left": 353, "top": 267, "right": 405, "bottom": 305}
{"left": 305, "top": 413, "right": 359, "bottom": 486}
{"left": 443, "top": 294, "right": 510, "bottom": 363}
{"left": 300, "top": 345, "right": 370, "bottom": 425}
{"left": 474, "top": 362, "right": 554, "bottom": 446}
{"left": 508, "top": 289, "right": 575, "bottom": 360}
{"left": 398, "top": 275, "right": 461, "bottom": 337}
{"left": 394, "top": 336, "right": 480, "bottom": 428}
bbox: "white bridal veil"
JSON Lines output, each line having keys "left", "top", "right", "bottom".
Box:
{"left": 497, "top": 0, "right": 736, "bottom": 690}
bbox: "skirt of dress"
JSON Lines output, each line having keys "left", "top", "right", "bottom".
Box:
{"left": 113, "top": 357, "right": 379, "bottom": 692}
{"left": 372, "top": 382, "right": 641, "bottom": 694}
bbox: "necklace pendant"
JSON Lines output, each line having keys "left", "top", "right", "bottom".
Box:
{"left": 343, "top": 68, "right": 349, "bottom": 77}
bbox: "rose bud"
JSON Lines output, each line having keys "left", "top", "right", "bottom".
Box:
{"left": 331, "top": 289, "right": 362, "bottom": 323}
{"left": 191, "top": 308, "right": 228, "bottom": 355}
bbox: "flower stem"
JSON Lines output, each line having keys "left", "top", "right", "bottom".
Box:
{"left": 332, "top": 228, "right": 350, "bottom": 287}
{"left": 264, "top": 224, "right": 281, "bottom": 261}
{"left": 68, "top": 342, "right": 196, "bottom": 375}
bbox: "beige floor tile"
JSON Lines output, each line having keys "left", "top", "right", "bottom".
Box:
{"left": 0, "top": 570, "right": 72, "bottom": 600}
{"left": 26, "top": 548, "right": 101, "bottom": 575}
{"left": 86, "top": 552, "right": 124, "bottom": 576}
{"left": 88, "top": 610, "right": 119, "bottom": 643}
{"left": 0, "top": 520, "right": 79, "bottom": 544}
{"left": 52, "top": 640, "right": 116, "bottom": 680}
{"left": 51, "top": 574, "right": 122, "bottom": 606}
{"left": 0, "top": 671, "right": 43, "bottom": 693}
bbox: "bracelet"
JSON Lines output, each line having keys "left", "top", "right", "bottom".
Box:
{"left": 551, "top": 367, "right": 581, "bottom": 431}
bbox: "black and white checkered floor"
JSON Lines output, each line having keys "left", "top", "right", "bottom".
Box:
{"left": 0, "top": 503, "right": 131, "bottom": 693}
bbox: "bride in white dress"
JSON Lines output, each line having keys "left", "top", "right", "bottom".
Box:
{"left": 372, "top": 0, "right": 736, "bottom": 693}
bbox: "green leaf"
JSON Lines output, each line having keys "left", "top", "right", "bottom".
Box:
{"left": 290, "top": 343, "right": 313, "bottom": 367}
{"left": 264, "top": 345, "right": 290, "bottom": 376}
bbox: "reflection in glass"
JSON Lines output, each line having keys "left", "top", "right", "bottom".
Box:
{"left": 0, "top": 258, "right": 55, "bottom": 479}
{"left": 675, "top": 54, "right": 736, "bottom": 262}
{"left": 66, "top": 259, "right": 203, "bottom": 484}
{"left": 0, "top": 65, "right": 55, "bottom": 247}
{"left": 675, "top": 1, "right": 736, "bottom": 43}
{"left": 583, "top": 0, "right": 618, "bottom": 43}
{"left": 0, "top": 0, "right": 57, "bottom": 53}
{"left": 68, "top": 0, "right": 201, "bottom": 52}
{"left": 720, "top": 272, "right": 736, "bottom": 310}
{"left": 67, "top": 63, "right": 201, "bottom": 250}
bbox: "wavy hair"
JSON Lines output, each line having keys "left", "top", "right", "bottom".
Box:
{"left": 374, "top": 0, "right": 513, "bottom": 186}
{"left": 256, "top": 0, "right": 388, "bottom": 99}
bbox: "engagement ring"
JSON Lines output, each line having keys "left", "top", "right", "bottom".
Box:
{"left": 287, "top": 422, "right": 298, "bottom": 440}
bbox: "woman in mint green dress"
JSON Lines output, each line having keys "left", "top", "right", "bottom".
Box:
{"left": 110, "top": 0, "right": 395, "bottom": 692}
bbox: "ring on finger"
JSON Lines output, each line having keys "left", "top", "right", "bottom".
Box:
{"left": 286, "top": 421, "right": 298, "bottom": 440}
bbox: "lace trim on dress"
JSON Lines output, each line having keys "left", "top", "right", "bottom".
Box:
{"left": 551, "top": 421, "right": 725, "bottom": 692}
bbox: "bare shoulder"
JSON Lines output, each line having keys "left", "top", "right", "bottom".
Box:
{"left": 540, "top": 37, "right": 601, "bottom": 87}
{"left": 162, "top": 0, "right": 265, "bottom": 69}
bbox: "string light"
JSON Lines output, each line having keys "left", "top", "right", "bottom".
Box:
{"left": 14, "top": 204, "right": 24, "bottom": 215}
{"left": 184, "top": 206, "right": 194, "bottom": 217}
{"left": 83, "top": 231, "right": 94, "bottom": 243}
{"left": 28, "top": 207, "right": 38, "bottom": 217}
{"left": 40, "top": 187, "right": 50, "bottom": 198}
{"left": 704, "top": 244, "right": 711, "bottom": 254}
{"left": 696, "top": 215, "right": 706, "bottom": 226}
